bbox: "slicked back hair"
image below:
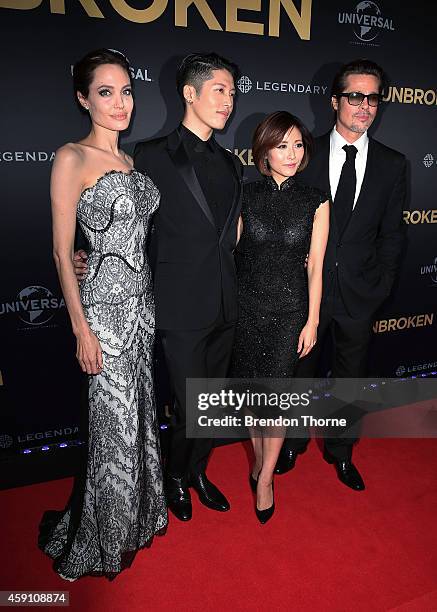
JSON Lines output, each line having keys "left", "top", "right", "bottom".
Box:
{"left": 331, "top": 58, "right": 386, "bottom": 97}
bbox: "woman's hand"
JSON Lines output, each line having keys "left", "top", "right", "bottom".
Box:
{"left": 75, "top": 328, "right": 103, "bottom": 375}
{"left": 297, "top": 321, "right": 318, "bottom": 359}
{"left": 73, "top": 250, "right": 88, "bottom": 283}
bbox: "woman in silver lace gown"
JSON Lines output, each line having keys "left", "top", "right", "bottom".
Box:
{"left": 39, "top": 49, "right": 167, "bottom": 580}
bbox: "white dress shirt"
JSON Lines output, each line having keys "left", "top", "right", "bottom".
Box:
{"left": 329, "top": 128, "right": 369, "bottom": 209}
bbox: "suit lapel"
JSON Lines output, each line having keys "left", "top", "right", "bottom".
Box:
{"left": 166, "top": 129, "right": 215, "bottom": 228}
{"left": 315, "top": 133, "right": 340, "bottom": 239}
{"left": 215, "top": 140, "right": 242, "bottom": 243}
{"left": 315, "top": 133, "right": 331, "bottom": 196}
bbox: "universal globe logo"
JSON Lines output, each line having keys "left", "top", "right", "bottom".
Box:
{"left": 420, "top": 257, "right": 437, "bottom": 285}
{"left": 338, "top": 1, "right": 395, "bottom": 44}
{"left": 423, "top": 154, "right": 434, "bottom": 168}
{"left": 0, "top": 286, "right": 65, "bottom": 327}
{"left": 237, "top": 75, "right": 252, "bottom": 94}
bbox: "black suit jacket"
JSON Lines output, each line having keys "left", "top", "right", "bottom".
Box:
{"left": 134, "top": 129, "right": 243, "bottom": 330}
{"left": 299, "top": 131, "right": 406, "bottom": 319}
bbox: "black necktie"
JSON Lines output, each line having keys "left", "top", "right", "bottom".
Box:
{"left": 334, "top": 144, "right": 357, "bottom": 235}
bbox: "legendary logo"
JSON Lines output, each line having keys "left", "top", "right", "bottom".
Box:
{"left": 237, "top": 76, "right": 253, "bottom": 94}
{"left": 17, "top": 425, "right": 79, "bottom": 443}
{"left": 395, "top": 361, "right": 437, "bottom": 377}
{"left": 0, "top": 151, "right": 55, "bottom": 162}
{"left": 423, "top": 154, "right": 435, "bottom": 168}
{"left": 0, "top": 434, "right": 13, "bottom": 449}
{"left": 237, "top": 74, "right": 327, "bottom": 96}
{"left": 338, "top": 1, "right": 395, "bottom": 45}
{"left": 0, "top": 286, "right": 65, "bottom": 327}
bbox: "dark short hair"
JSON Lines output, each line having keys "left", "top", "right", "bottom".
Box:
{"left": 73, "top": 48, "right": 131, "bottom": 97}
{"left": 331, "top": 58, "right": 386, "bottom": 97}
{"left": 252, "top": 111, "right": 313, "bottom": 176}
{"left": 176, "top": 52, "right": 239, "bottom": 101}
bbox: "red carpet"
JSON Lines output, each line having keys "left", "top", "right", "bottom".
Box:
{"left": 1, "top": 439, "right": 437, "bottom": 611}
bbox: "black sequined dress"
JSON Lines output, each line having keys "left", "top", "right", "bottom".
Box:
{"left": 231, "top": 176, "right": 327, "bottom": 378}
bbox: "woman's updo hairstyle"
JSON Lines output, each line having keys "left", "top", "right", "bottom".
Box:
{"left": 73, "top": 48, "right": 131, "bottom": 98}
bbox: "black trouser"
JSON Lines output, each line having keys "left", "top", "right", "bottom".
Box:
{"left": 284, "top": 284, "right": 373, "bottom": 460}
{"left": 159, "top": 309, "right": 236, "bottom": 478}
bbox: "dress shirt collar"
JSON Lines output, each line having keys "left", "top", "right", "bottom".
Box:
{"left": 330, "top": 127, "right": 368, "bottom": 158}
{"left": 179, "top": 123, "right": 214, "bottom": 154}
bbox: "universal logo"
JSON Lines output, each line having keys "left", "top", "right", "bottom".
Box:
{"left": 237, "top": 75, "right": 327, "bottom": 96}
{"left": 420, "top": 258, "right": 437, "bottom": 286}
{"left": 70, "top": 64, "right": 152, "bottom": 83}
{"left": 338, "top": 1, "right": 395, "bottom": 47}
{"left": 0, "top": 285, "right": 65, "bottom": 329}
{"left": 395, "top": 361, "right": 437, "bottom": 377}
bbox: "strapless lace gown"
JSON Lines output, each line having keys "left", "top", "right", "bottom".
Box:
{"left": 39, "top": 170, "right": 167, "bottom": 579}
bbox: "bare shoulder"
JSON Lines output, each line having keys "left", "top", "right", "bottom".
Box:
{"left": 51, "top": 143, "right": 87, "bottom": 200}
{"left": 53, "top": 142, "right": 85, "bottom": 172}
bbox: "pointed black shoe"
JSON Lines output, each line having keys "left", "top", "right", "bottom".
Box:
{"left": 190, "top": 472, "right": 230, "bottom": 512}
{"left": 274, "top": 449, "right": 301, "bottom": 475}
{"left": 255, "top": 481, "right": 275, "bottom": 525}
{"left": 165, "top": 474, "right": 192, "bottom": 521}
{"left": 323, "top": 451, "right": 365, "bottom": 491}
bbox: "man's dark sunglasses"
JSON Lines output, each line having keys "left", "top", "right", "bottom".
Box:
{"left": 337, "top": 92, "right": 382, "bottom": 107}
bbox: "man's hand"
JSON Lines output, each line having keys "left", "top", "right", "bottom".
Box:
{"left": 73, "top": 250, "right": 88, "bottom": 283}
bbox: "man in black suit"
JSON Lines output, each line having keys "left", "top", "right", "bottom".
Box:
{"left": 133, "top": 53, "right": 242, "bottom": 520}
{"left": 275, "top": 59, "right": 406, "bottom": 490}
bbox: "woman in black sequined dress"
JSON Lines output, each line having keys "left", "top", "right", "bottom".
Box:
{"left": 231, "top": 112, "right": 329, "bottom": 522}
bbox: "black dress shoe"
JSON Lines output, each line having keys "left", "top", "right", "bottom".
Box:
{"left": 190, "top": 472, "right": 230, "bottom": 512}
{"left": 165, "top": 474, "right": 192, "bottom": 521}
{"left": 274, "top": 449, "right": 301, "bottom": 475}
{"left": 255, "top": 481, "right": 275, "bottom": 524}
{"left": 323, "top": 451, "right": 365, "bottom": 491}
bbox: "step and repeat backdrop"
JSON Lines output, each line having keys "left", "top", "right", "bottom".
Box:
{"left": 1, "top": 0, "right": 436, "bottom": 458}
